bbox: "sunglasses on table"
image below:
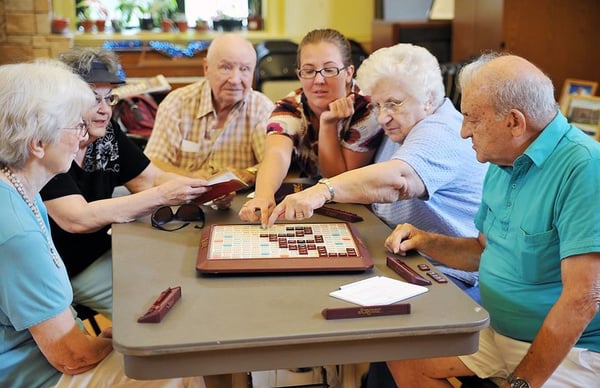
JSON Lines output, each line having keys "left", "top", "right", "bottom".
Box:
{"left": 151, "top": 204, "right": 205, "bottom": 232}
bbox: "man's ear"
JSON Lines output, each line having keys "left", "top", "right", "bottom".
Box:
{"left": 203, "top": 58, "right": 208, "bottom": 75}
{"left": 507, "top": 109, "right": 527, "bottom": 137}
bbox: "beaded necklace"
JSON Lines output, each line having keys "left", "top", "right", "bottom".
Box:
{"left": 2, "top": 165, "right": 61, "bottom": 268}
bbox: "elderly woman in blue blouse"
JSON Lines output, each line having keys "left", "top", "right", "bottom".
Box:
{"left": 268, "top": 44, "right": 488, "bottom": 302}
{"left": 0, "top": 60, "right": 203, "bottom": 388}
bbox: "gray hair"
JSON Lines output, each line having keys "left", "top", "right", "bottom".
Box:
{"left": 0, "top": 59, "right": 94, "bottom": 169}
{"left": 356, "top": 43, "right": 445, "bottom": 107}
{"left": 458, "top": 52, "right": 558, "bottom": 126}
{"left": 59, "top": 47, "right": 120, "bottom": 77}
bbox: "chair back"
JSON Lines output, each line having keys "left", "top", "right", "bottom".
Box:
{"left": 254, "top": 40, "right": 300, "bottom": 101}
{"left": 255, "top": 40, "right": 299, "bottom": 62}
{"left": 440, "top": 61, "right": 468, "bottom": 110}
{"left": 348, "top": 39, "right": 369, "bottom": 73}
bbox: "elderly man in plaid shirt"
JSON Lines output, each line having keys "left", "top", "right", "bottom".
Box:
{"left": 145, "top": 34, "right": 274, "bottom": 209}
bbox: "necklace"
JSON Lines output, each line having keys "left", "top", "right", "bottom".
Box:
{"left": 2, "top": 165, "right": 61, "bottom": 268}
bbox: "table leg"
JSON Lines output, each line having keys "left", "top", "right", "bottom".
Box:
{"left": 232, "top": 372, "right": 250, "bottom": 388}
{"left": 340, "top": 363, "right": 369, "bottom": 388}
{"left": 205, "top": 373, "right": 250, "bottom": 388}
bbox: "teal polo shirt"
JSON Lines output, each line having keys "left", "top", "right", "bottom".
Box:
{"left": 475, "top": 112, "right": 600, "bottom": 352}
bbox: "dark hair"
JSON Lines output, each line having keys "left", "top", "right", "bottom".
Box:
{"left": 297, "top": 29, "right": 352, "bottom": 68}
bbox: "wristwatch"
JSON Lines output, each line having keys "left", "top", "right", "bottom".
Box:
{"left": 317, "top": 178, "right": 335, "bottom": 203}
{"left": 507, "top": 373, "right": 531, "bottom": 388}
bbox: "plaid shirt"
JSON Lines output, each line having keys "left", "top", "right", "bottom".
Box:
{"left": 266, "top": 83, "right": 383, "bottom": 178}
{"left": 145, "top": 79, "right": 274, "bottom": 176}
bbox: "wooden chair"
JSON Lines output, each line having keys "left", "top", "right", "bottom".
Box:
{"left": 73, "top": 303, "right": 102, "bottom": 336}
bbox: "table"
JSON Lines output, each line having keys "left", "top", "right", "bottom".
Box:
{"left": 111, "top": 195, "right": 489, "bottom": 384}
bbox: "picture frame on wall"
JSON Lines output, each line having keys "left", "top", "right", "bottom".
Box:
{"left": 559, "top": 78, "right": 598, "bottom": 113}
{"left": 562, "top": 94, "right": 600, "bottom": 138}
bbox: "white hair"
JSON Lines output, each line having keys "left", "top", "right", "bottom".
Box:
{"left": 0, "top": 59, "right": 94, "bottom": 168}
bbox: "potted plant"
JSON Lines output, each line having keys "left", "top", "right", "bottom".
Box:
{"left": 115, "top": 0, "right": 138, "bottom": 27}
{"left": 247, "top": 0, "right": 263, "bottom": 30}
{"left": 195, "top": 18, "right": 209, "bottom": 32}
{"left": 115, "top": 0, "right": 150, "bottom": 29}
{"left": 76, "top": 2, "right": 95, "bottom": 33}
{"left": 51, "top": 16, "right": 71, "bottom": 34}
{"left": 115, "top": 0, "right": 178, "bottom": 31}
{"left": 77, "top": 0, "right": 109, "bottom": 32}
{"left": 212, "top": 11, "right": 243, "bottom": 32}
{"left": 174, "top": 13, "right": 188, "bottom": 32}
{"left": 136, "top": 1, "right": 155, "bottom": 30}
{"left": 93, "top": 1, "right": 109, "bottom": 32}
{"left": 160, "top": 18, "right": 173, "bottom": 32}
{"left": 149, "top": 0, "right": 178, "bottom": 29}
{"left": 111, "top": 18, "right": 124, "bottom": 32}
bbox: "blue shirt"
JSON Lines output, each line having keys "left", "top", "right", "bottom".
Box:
{"left": 0, "top": 182, "right": 71, "bottom": 387}
{"left": 372, "top": 99, "right": 488, "bottom": 285}
{"left": 476, "top": 112, "right": 600, "bottom": 352}
{"left": 372, "top": 99, "right": 486, "bottom": 238}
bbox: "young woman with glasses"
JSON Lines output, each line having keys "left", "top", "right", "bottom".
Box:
{"left": 239, "top": 28, "right": 383, "bottom": 227}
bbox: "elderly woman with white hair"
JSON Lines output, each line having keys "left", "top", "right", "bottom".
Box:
{"left": 0, "top": 60, "right": 204, "bottom": 388}
{"left": 268, "top": 43, "right": 488, "bottom": 302}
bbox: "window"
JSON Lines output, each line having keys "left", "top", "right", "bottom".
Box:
{"left": 80, "top": 0, "right": 249, "bottom": 28}
{"left": 186, "top": 0, "right": 248, "bottom": 26}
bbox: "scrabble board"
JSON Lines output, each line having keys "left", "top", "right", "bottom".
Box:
{"left": 196, "top": 223, "right": 373, "bottom": 274}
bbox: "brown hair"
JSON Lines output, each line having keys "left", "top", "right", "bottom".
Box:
{"left": 297, "top": 28, "right": 352, "bottom": 69}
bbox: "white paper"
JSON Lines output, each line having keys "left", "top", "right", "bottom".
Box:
{"left": 207, "top": 171, "right": 242, "bottom": 185}
{"left": 329, "top": 276, "right": 428, "bottom": 306}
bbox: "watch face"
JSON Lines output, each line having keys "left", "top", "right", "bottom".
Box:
{"left": 512, "top": 378, "right": 530, "bottom": 388}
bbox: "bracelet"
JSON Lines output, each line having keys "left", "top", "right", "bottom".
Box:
{"left": 317, "top": 178, "right": 335, "bottom": 203}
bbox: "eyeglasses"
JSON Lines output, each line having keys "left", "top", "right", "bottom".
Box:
{"left": 297, "top": 67, "right": 347, "bottom": 79}
{"left": 367, "top": 100, "right": 406, "bottom": 116}
{"left": 151, "top": 204, "right": 205, "bottom": 232}
{"left": 94, "top": 92, "right": 119, "bottom": 106}
{"left": 63, "top": 121, "right": 89, "bottom": 138}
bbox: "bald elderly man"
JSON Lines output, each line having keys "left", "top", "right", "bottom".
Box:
{"left": 145, "top": 34, "right": 274, "bottom": 194}
{"left": 364, "top": 53, "right": 600, "bottom": 388}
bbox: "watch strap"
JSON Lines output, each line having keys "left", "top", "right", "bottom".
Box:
{"left": 507, "top": 373, "right": 531, "bottom": 388}
{"left": 317, "top": 178, "right": 335, "bottom": 203}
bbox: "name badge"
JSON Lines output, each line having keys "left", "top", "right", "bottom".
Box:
{"left": 181, "top": 139, "right": 201, "bottom": 153}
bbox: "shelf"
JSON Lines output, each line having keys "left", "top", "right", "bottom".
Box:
{"left": 371, "top": 20, "right": 452, "bottom": 63}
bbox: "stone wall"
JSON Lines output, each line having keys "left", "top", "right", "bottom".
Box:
{"left": 0, "top": 0, "right": 72, "bottom": 65}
